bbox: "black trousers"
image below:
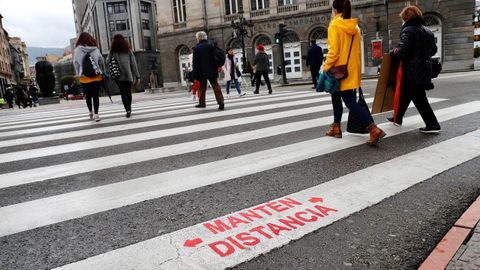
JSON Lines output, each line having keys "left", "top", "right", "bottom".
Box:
{"left": 255, "top": 71, "right": 272, "bottom": 92}
{"left": 82, "top": 81, "right": 101, "bottom": 114}
{"left": 310, "top": 65, "right": 320, "bottom": 88}
{"left": 397, "top": 84, "right": 439, "bottom": 127}
{"left": 116, "top": 81, "right": 133, "bottom": 112}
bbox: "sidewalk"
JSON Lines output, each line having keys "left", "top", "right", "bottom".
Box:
{"left": 419, "top": 196, "right": 480, "bottom": 270}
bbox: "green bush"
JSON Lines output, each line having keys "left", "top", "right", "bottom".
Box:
{"left": 474, "top": 46, "right": 480, "bottom": 59}
{"left": 60, "top": 75, "right": 75, "bottom": 89}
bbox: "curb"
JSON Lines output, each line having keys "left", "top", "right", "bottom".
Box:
{"left": 418, "top": 196, "right": 480, "bottom": 270}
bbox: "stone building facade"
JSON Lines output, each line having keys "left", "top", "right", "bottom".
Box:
{"left": 9, "top": 37, "right": 31, "bottom": 84}
{"left": 72, "top": 0, "right": 162, "bottom": 89}
{"left": 0, "top": 14, "right": 13, "bottom": 98}
{"left": 157, "top": 0, "right": 476, "bottom": 86}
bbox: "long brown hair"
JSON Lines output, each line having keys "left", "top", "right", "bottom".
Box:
{"left": 110, "top": 34, "right": 131, "bottom": 54}
{"left": 75, "top": 32, "right": 97, "bottom": 47}
{"left": 333, "top": 0, "right": 352, "bottom": 19}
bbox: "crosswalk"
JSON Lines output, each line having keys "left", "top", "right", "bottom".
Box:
{"left": 0, "top": 89, "right": 479, "bottom": 270}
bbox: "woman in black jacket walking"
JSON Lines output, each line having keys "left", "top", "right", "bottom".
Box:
{"left": 107, "top": 34, "right": 140, "bottom": 118}
{"left": 253, "top": 44, "right": 272, "bottom": 94}
{"left": 388, "top": 6, "right": 440, "bottom": 133}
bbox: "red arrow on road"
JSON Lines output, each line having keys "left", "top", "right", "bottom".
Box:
{"left": 184, "top": 237, "right": 203, "bottom": 248}
{"left": 308, "top": 197, "right": 323, "bottom": 203}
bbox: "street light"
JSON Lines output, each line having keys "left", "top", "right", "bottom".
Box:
{"left": 231, "top": 11, "right": 254, "bottom": 74}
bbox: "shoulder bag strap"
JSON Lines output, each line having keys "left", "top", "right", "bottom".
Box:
{"left": 346, "top": 35, "right": 355, "bottom": 66}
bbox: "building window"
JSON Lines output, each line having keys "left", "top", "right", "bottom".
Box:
{"left": 144, "top": 36, "right": 152, "bottom": 51}
{"left": 251, "top": 0, "right": 269, "bottom": 10}
{"left": 141, "top": 2, "right": 150, "bottom": 13}
{"left": 225, "top": 0, "right": 243, "bottom": 15}
{"left": 109, "top": 21, "right": 116, "bottom": 32}
{"left": 173, "top": 0, "right": 187, "bottom": 23}
{"left": 107, "top": 2, "right": 127, "bottom": 14}
{"left": 278, "top": 0, "right": 296, "bottom": 6}
{"left": 142, "top": 19, "right": 150, "bottom": 30}
{"left": 109, "top": 20, "right": 129, "bottom": 31}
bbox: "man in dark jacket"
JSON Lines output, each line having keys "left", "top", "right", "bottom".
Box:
{"left": 388, "top": 6, "right": 440, "bottom": 133}
{"left": 306, "top": 40, "right": 324, "bottom": 89}
{"left": 192, "top": 31, "right": 224, "bottom": 110}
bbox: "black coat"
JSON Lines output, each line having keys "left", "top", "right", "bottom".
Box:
{"left": 192, "top": 40, "right": 218, "bottom": 80}
{"left": 306, "top": 44, "right": 324, "bottom": 68}
{"left": 392, "top": 17, "right": 437, "bottom": 87}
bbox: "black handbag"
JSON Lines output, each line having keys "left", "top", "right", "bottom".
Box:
{"left": 347, "top": 88, "right": 373, "bottom": 134}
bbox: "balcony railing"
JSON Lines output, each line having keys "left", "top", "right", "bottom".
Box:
{"left": 351, "top": 0, "right": 376, "bottom": 5}
{"left": 250, "top": 9, "right": 270, "bottom": 18}
{"left": 277, "top": 4, "right": 299, "bottom": 14}
{"left": 306, "top": 0, "right": 330, "bottom": 10}
{"left": 225, "top": 13, "right": 241, "bottom": 22}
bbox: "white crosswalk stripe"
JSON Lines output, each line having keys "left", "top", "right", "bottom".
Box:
{"left": 0, "top": 89, "right": 478, "bottom": 270}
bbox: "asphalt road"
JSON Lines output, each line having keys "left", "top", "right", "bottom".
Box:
{"left": 0, "top": 71, "right": 479, "bottom": 270}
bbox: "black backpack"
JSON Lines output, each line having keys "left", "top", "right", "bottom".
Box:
{"left": 212, "top": 44, "right": 226, "bottom": 68}
{"left": 82, "top": 52, "right": 100, "bottom": 78}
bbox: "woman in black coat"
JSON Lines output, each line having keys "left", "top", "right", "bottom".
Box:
{"left": 388, "top": 6, "right": 440, "bottom": 133}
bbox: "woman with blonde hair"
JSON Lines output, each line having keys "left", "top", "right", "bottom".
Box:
{"left": 323, "top": 0, "right": 385, "bottom": 145}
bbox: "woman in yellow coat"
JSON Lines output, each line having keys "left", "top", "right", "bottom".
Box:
{"left": 323, "top": 0, "right": 385, "bottom": 146}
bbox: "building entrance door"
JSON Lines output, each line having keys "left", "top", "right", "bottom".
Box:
{"left": 283, "top": 42, "right": 302, "bottom": 79}
{"left": 179, "top": 54, "right": 192, "bottom": 86}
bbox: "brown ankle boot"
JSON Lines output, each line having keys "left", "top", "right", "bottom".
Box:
{"left": 326, "top": 123, "right": 342, "bottom": 138}
{"left": 367, "top": 123, "right": 386, "bottom": 146}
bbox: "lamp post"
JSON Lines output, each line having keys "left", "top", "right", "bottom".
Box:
{"left": 231, "top": 12, "right": 254, "bottom": 74}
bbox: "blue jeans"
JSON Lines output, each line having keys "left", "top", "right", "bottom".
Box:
{"left": 331, "top": 89, "right": 373, "bottom": 127}
{"left": 226, "top": 79, "right": 241, "bottom": 94}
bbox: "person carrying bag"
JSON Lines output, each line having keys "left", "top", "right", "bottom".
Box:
{"left": 322, "top": 0, "right": 385, "bottom": 146}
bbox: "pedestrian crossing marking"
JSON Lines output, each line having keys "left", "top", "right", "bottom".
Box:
{"left": 0, "top": 98, "right": 447, "bottom": 189}
{"left": 0, "top": 97, "right": 373, "bottom": 162}
{"left": 0, "top": 91, "right": 301, "bottom": 130}
{"left": 53, "top": 129, "right": 480, "bottom": 270}
{"left": 0, "top": 92, "right": 315, "bottom": 137}
{"left": 0, "top": 101, "right": 477, "bottom": 238}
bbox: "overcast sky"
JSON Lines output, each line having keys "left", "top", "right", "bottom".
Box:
{"left": 0, "top": 0, "right": 76, "bottom": 48}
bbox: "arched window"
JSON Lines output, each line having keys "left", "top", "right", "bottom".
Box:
{"left": 283, "top": 31, "right": 300, "bottom": 43}
{"left": 424, "top": 15, "right": 441, "bottom": 27}
{"left": 178, "top": 46, "right": 191, "bottom": 56}
{"left": 229, "top": 39, "right": 243, "bottom": 49}
{"left": 254, "top": 35, "right": 272, "bottom": 46}
{"left": 310, "top": 27, "right": 328, "bottom": 40}
{"left": 424, "top": 14, "right": 442, "bottom": 60}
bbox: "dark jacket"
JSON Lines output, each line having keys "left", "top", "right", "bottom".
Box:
{"left": 306, "top": 44, "right": 324, "bottom": 68}
{"left": 193, "top": 40, "right": 218, "bottom": 80}
{"left": 392, "top": 17, "right": 437, "bottom": 88}
{"left": 253, "top": 52, "right": 270, "bottom": 72}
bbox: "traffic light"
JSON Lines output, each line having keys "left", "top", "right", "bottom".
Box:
{"left": 274, "top": 33, "right": 282, "bottom": 45}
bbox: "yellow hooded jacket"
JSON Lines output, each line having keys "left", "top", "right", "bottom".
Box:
{"left": 324, "top": 14, "right": 362, "bottom": 91}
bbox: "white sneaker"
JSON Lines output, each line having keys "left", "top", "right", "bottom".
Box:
{"left": 239, "top": 92, "right": 246, "bottom": 97}
{"left": 93, "top": 114, "right": 100, "bottom": 122}
{"left": 89, "top": 112, "right": 93, "bottom": 120}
